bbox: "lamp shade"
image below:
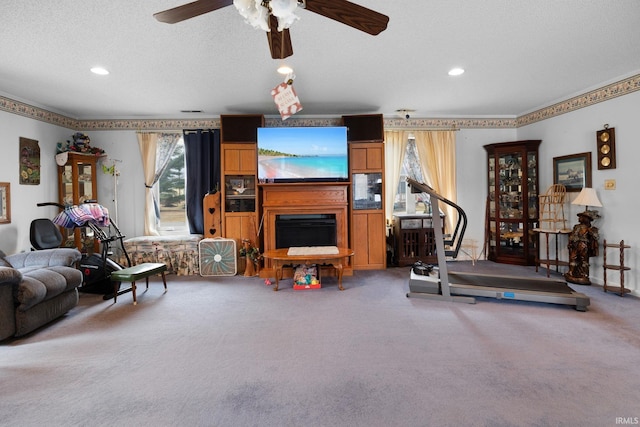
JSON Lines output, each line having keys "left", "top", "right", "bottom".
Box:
{"left": 572, "top": 187, "right": 602, "bottom": 207}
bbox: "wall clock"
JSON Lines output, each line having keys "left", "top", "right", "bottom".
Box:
{"left": 596, "top": 126, "right": 616, "bottom": 170}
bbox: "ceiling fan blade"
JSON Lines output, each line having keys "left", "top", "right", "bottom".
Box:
{"left": 267, "top": 15, "right": 294, "bottom": 59}
{"left": 154, "top": 0, "right": 233, "bottom": 24}
{"left": 303, "top": 0, "right": 389, "bottom": 35}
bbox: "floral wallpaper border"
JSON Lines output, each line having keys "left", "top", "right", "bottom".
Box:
{"left": 517, "top": 73, "right": 640, "bottom": 127}
{"left": 2, "top": 74, "right": 638, "bottom": 131}
{"left": 0, "top": 96, "right": 78, "bottom": 129}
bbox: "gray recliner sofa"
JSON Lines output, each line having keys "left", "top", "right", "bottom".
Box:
{"left": 0, "top": 248, "right": 83, "bottom": 341}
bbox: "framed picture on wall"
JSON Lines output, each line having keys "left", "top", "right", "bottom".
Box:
{"left": 0, "top": 182, "right": 10, "bottom": 223}
{"left": 553, "top": 152, "right": 592, "bottom": 192}
{"left": 19, "top": 137, "right": 41, "bottom": 185}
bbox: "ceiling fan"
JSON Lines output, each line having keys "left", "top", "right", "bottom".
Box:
{"left": 154, "top": 0, "right": 389, "bottom": 59}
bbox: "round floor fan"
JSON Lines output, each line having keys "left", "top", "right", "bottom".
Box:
{"left": 154, "top": 0, "right": 389, "bottom": 59}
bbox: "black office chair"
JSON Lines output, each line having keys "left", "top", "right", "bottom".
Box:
{"left": 30, "top": 218, "right": 63, "bottom": 250}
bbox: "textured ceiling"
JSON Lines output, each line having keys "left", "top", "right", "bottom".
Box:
{"left": 1, "top": 1, "right": 640, "bottom": 120}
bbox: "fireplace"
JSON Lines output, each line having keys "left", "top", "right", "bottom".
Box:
{"left": 258, "top": 182, "right": 351, "bottom": 278}
{"left": 275, "top": 214, "right": 337, "bottom": 248}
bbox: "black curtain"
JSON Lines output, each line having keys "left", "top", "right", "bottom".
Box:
{"left": 183, "top": 129, "right": 220, "bottom": 234}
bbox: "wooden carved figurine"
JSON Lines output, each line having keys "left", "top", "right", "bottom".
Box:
{"left": 240, "top": 239, "right": 262, "bottom": 277}
{"left": 241, "top": 239, "right": 255, "bottom": 277}
{"left": 565, "top": 210, "right": 600, "bottom": 285}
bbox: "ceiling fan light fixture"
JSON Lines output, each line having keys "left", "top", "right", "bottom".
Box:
{"left": 234, "top": 0, "right": 301, "bottom": 32}
{"left": 234, "top": 0, "right": 270, "bottom": 31}
{"left": 270, "top": 0, "right": 300, "bottom": 31}
{"left": 154, "top": 0, "right": 387, "bottom": 59}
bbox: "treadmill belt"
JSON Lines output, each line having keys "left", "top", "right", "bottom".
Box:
{"left": 448, "top": 272, "right": 574, "bottom": 294}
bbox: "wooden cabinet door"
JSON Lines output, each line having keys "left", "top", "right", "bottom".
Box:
{"left": 350, "top": 143, "right": 383, "bottom": 172}
{"left": 222, "top": 144, "right": 256, "bottom": 175}
{"left": 351, "top": 211, "right": 386, "bottom": 269}
{"left": 223, "top": 213, "right": 257, "bottom": 272}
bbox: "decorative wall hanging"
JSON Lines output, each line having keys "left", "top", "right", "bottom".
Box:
{"left": 553, "top": 152, "right": 592, "bottom": 192}
{"left": 596, "top": 125, "right": 616, "bottom": 170}
{"left": 19, "top": 137, "right": 40, "bottom": 185}
{"left": 271, "top": 75, "right": 302, "bottom": 120}
{"left": 0, "top": 182, "right": 10, "bottom": 223}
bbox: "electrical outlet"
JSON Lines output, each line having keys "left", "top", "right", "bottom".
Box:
{"left": 604, "top": 179, "right": 616, "bottom": 190}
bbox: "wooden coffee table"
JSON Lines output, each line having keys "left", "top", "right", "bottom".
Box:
{"left": 262, "top": 248, "right": 354, "bottom": 291}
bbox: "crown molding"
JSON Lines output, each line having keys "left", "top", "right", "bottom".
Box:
{"left": 2, "top": 74, "right": 639, "bottom": 131}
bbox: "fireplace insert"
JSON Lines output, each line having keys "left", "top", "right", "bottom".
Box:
{"left": 275, "top": 214, "right": 337, "bottom": 248}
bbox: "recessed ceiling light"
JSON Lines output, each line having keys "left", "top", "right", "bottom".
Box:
{"left": 90, "top": 67, "right": 109, "bottom": 75}
{"left": 277, "top": 65, "right": 293, "bottom": 75}
{"left": 448, "top": 67, "right": 465, "bottom": 76}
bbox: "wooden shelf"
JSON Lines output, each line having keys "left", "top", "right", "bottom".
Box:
{"left": 603, "top": 240, "right": 631, "bottom": 296}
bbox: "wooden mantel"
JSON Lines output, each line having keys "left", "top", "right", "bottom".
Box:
{"left": 258, "top": 182, "right": 352, "bottom": 278}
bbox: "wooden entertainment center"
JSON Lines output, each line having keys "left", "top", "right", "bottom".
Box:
{"left": 211, "top": 113, "right": 386, "bottom": 277}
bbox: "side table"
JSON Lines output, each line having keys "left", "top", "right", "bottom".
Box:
{"left": 533, "top": 228, "right": 571, "bottom": 277}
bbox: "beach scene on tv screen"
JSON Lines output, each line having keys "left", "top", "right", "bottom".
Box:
{"left": 257, "top": 127, "right": 348, "bottom": 180}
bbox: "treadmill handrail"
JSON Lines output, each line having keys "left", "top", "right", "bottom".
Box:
{"left": 407, "top": 178, "right": 467, "bottom": 259}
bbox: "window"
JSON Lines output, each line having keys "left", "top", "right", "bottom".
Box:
{"left": 393, "top": 138, "right": 431, "bottom": 214}
{"left": 158, "top": 137, "right": 186, "bottom": 233}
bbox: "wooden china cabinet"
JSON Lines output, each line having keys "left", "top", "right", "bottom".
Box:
{"left": 57, "top": 152, "right": 100, "bottom": 253}
{"left": 485, "top": 140, "right": 540, "bottom": 265}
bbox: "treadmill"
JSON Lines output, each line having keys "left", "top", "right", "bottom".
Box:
{"left": 405, "top": 178, "right": 590, "bottom": 311}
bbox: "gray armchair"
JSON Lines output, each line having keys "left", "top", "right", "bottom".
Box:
{"left": 1, "top": 248, "right": 83, "bottom": 341}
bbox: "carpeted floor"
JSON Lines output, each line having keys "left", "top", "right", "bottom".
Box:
{"left": 1, "top": 261, "right": 639, "bottom": 427}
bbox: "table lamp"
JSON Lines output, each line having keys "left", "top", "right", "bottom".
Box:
{"left": 571, "top": 187, "right": 602, "bottom": 227}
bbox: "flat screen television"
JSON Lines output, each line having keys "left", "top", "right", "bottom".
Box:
{"left": 257, "top": 126, "right": 349, "bottom": 183}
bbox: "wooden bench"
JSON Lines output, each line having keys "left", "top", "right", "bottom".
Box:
{"left": 110, "top": 263, "right": 168, "bottom": 305}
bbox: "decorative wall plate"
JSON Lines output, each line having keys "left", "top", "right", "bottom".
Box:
{"left": 596, "top": 127, "right": 616, "bottom": 170}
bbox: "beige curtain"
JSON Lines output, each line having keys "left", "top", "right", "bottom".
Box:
{"left": 384, "top": 130, "right": 409, "bottom": 225}
{"left": 137, "top": 133, "right": 160, "bottom": 236}
{"left": 413, "top": 131, "right": 457, "bottom": 234}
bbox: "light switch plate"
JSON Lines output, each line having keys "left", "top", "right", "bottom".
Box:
{"left": 604, "top": 179, "right": 616, "bottom": 190}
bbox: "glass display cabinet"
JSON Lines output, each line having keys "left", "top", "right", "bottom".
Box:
{"left": 352, "top": 172, "right": 382, "bottom": 210}
{"left": 224, "top": 175, "right": 256, "bottom": 212}
{"left": 57, "top": 152, "right": 99, "bottom": 253}
{"left": 485, "top": 140, "right": 540, "bottom": 265}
